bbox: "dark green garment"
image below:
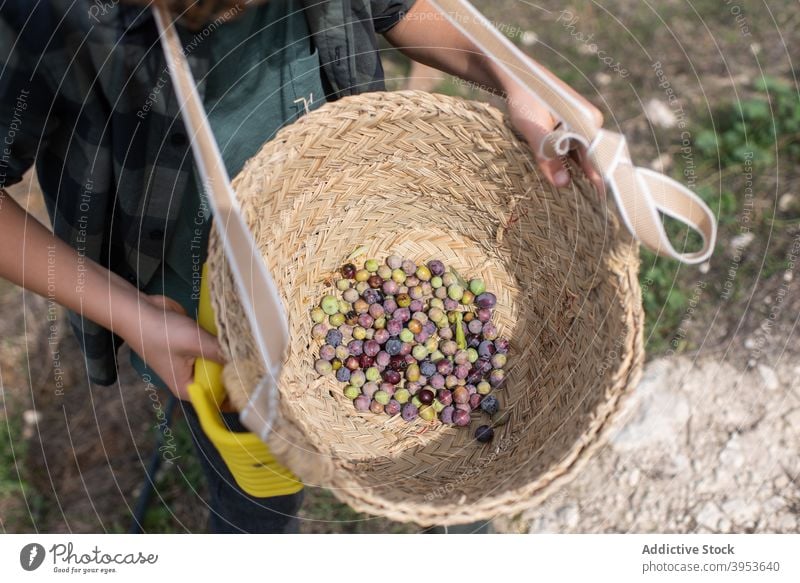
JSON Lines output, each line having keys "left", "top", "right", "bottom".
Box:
{"left": 131, "top": 1, "right": 326, "bottom": 389}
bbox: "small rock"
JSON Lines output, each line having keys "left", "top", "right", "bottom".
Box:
{"left": 758, "top": 364, "right": 780, "bottom": 391}
{"left": 556, "top": 504, "right": 580, "bottom": 529}
{"left": 696, "top": 501, "right": 724, "bottom": 530}
{"left": 644, "top": 99, "right": 677, "bottom": 129}
{"left": 730, "top": 232, "right": 754, "bottom": 253}
{"left": 521, "top": 31, "right": 538, "bottom": 47}
{"left": 699, "top": 261, "right": 710, "bottom": 274}
{"left": 778, "top": 192, "right": 795, "bottom": 212}
{"left": 23, "top": 409, "right": 42, "bottom": 426}
{"left": 722, "top": 498, "right": 760, "bottom": 527}
{"left": 649, "top": 152, "right": 673, "bottom": 172}
{"left": 595, "top": 72, "right": 612, "bottom": 86}
{"left": 628, "top": 468, "right": 641, "bottom": 487}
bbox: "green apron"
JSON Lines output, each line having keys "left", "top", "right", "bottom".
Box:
{"left": 131, "top": 1, "right": 325, "bottom": 389}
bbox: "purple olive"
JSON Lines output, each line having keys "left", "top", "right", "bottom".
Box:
{"left": 453, "top": 409, "right": 471, "bottom": 426}
{"left": 385, "top": 339, "right": 402, "bottom": 356}
{"left": 341, "top": 263, "right": 357, "bottom": 278}
{"left": 319, "top": 344, "right": 336, "bottom": 361}
{"left": 389, "top": 354, "right": 408, "bottom": 371}
{"left": 314, "top": 359, "right": 333, "bottom": 375}
{"left": 494, "top": 337, "right": 510, "bottom": 353}
{"left": 385, "top": 399, "right": 402, "bottom": 416}
{"left": 370, "top": 400, "right": 385, "bottom": 414}
{"left": 438, "top": 326, "right": 453, "bottom": 340}
{"left": 345, "top": 356, "right": 360, "bottom": 371}
{"left": 362, "top": 382, "right": 379, "bottom": 399}
{"left": 394, "top": 308, "right": 411, "bottom": 323}
{"left": 363, "top": 340, "right": 380, "bottom": 357}
{"left": 358, "top": 354, "right": 374, "bottom": 369}
{"left": 454, "top": 363, "right": 471, "bottom": 379}
{"left": 422, "top": 321, "right": 437, "bottom": 335}
{"left": 368, "top": 275, "right": 383, "bottom": 289}
{"left": 354, "top": 395, "right": 371, "bottom": 411}
{"left": 475, "top": 292, "right": 497, "bottom": 309}
{"left": 420, "top": 361, "right": 437, "bottom": 377}
{"left": 468, "top": 319, "right": 483, "bottom": 335}
{"left": 382, "top": 280, "right": 399, "bottom": 296}
{"left": 481, "top": 322, "right": 498, "bottom": 340}
{"left": 409, "top": 299, "right": 424, "bottom": 313}
{"left": 401, "top": 403, "right": 419, "bottom": 421}
{"left": 405, "top": 382, "right": 421, "bottom": 395}
{"left": 443, "top": 298, "right": 459, "bottom": 311}
{"left": 386, "top": 319, "right": 403, "bottom": 337}
{"left": 453, "top": 386, "right": 470, "bottom": 405}
{"left": 437, "top": 389, "right": 453, "bottom": 406}
{"left": 445, "top": 374, "right": 459, "bottom": 389}
{"left": 437, "top": 359, "right": 453, "bottom": 376}
{"left": 362, "top": 289, "right": 382, "bottom": 305}
{"left": 477, "top": 308, "right": 492, "bottom": 323}
{"left": 419, "top": 389, "right": 434, "bottom": 405}
{"left": 375, "top": 351, "right": 390, "bottom": 368}
{"left": 399, "top": 342, "right": 412, "bottom": 356}
{"left": 373, "top": 329, "right": 390, "bottom": 345}
{"left": 489, "top": 369, "right": 506, "bottom": 388}
{"left": 369, "top": 303, "right": 385, "bottom": 319}
{"left": 440, "top": 406, "right": 455, "bottom": 424}
{"left": 383, "top": 369, "right": 401, "bottom": 385}
{"left": 312, "top": 323, "right": 328, "bottom": 339}
{"left": 478, "top": 340, "right": 496, "bottom": 359}
{"left": 469, "top": 393, "right": 482, "bottom": 410}
{"left": 467, "top": 334, "right": 481, "bottom": 349}
{"left": 491, "top": 353, "right": 507, "bottom": 369}
{"left": 336, "top": 367, "right": 351, "bottom": 383}
{"left": 380, "top": 382, "right": 396, "bottom": 396}
{"left": 401, "top": 260, "right": 417, "bottom": 276}
{"left": 430, "top": 374, "right": 445, "bottom": 389}
{"left": 475, "top": 425, "right": 494, "bottom": 442}
{"left": 427, "top": 260, "right": 445, "bottom": 277}
{"left": 357, "top": 313, "right": 374, "bottom": 329}
{"left": 383, "top": 298, "right": 398, "bottom": 314}
{"left": 480, "top": 395, "right": 499, "bottom": 415}
{"left": 325, "top": 329, "right": 343, "bottom": 347}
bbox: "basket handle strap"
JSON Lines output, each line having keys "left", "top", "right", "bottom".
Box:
{"left": 428, "top": 0, "right": 717, "bottom": 264}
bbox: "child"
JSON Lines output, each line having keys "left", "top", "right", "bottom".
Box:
{"left": 0, "top": 0, "right": 602, "bottom": 532}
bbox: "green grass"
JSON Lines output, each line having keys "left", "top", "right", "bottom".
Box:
{"left": 639, "top": 76, "right": 799, "bottom": 354}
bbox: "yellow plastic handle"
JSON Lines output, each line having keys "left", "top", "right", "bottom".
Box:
{"left": 187, "top": 264, "right": 302, "bottom": 497}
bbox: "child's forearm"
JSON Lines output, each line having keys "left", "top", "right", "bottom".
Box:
{"left": 386, "top": 0, "right": 603, "bottom": 126}
{"left": 0, "top": 189, "right": 142, "bottom": 339}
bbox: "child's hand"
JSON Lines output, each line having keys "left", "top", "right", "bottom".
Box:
{"left": 505, "top": 83, "right": 606, "bottom": 197}
{"left": 124, "top": 293, "right": 225, "bottom": 400}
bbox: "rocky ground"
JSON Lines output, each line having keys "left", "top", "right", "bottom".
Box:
{"left": 496, "top": 318, "right": 800, "bottom": 533}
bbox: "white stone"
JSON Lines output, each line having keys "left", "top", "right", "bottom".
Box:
{"left": 22, "top": 409, "right": 42, "bottom": 426}
{"left": 556, "top": 504, "right": 580, "bottom": 529}
{"left": 649, "top": 152, "right": 673, "bottom": 172}
{"left": 778, "top": 192, "right": 795, "bottom": 212}
{"left": 595, "top": 72, "right": 612, "bottom": 86}
{"left": 722, "top": 498, "right": 760, "bottom": 526}
{"left": 731, "top": 232, "right": 755, "bottom": 252}
{"left": 612, "top": 359, "right": 690, "bottom": 450}
{"left": 521, "top": 31, "right": 538, "bottom": 47}
{"left": 758, "top": 364, "right": 780, "bottom": 391}
{"left": 696, "top": 501, "right": 724, "bottom": 530}
{"left": 644, "top": 99, "right": 677, "bottom": 129}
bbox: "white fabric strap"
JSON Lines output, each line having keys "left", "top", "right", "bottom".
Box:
{"left": 429, "top": 0, "right": 717, "bottom": 264}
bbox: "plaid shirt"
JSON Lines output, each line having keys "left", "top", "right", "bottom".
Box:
{"left": 0, "top": 0, "right": 415, "bottom": 385}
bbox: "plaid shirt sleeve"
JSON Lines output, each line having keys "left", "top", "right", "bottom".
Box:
{"left": 0, "top": 14, "right": 60, "bottom": 189}
{"left": 370, "top": 0, "right": 417, "bottom": 33}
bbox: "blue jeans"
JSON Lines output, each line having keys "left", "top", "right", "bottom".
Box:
{"left": 180, "top": 400, "right": 304, "bottom": 533}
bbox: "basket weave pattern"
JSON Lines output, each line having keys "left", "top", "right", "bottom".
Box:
{"left": 208, "top": 90, "right": 644, "bottom": 525}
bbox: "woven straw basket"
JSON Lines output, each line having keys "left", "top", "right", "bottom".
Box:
{"left": 207, "top": 90, "right": 644, "bottom": 525}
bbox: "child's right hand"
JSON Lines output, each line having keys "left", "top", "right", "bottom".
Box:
{"left": 123, "top": 293, "right": 225, "bottom": 400}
